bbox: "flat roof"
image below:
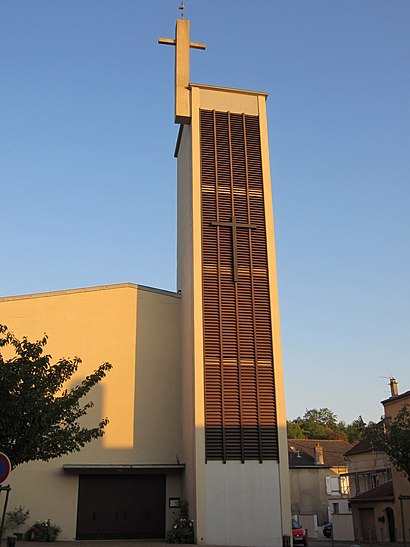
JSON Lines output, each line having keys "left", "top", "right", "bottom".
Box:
{"left": 190, "top": 82, "right": 269, "bottom": 97}
{"left": 0, "top": 282, "right": 180, "bottom": 302}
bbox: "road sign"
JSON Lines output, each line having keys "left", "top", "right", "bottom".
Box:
{"left": 0, "top": 453, "right": 11, "bottom": 483}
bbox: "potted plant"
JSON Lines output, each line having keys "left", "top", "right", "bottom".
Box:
{"left": 6, "top": 506, "right": 30, "bottom": 540}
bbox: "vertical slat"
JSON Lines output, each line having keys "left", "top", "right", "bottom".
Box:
{"left": 213, "top": 109, "right": 227, "bottom": 463}
{"left": 242, "top": 113, "right": 263, "bottom": 463}
{"left": 228, "top": 112, "right": 245, "bottom": 463}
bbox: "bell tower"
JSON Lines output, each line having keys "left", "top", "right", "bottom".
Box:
{"left": 160, "top": 13, "right": 290, "bottom": 546}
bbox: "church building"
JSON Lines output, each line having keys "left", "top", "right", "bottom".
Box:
{"left": 1, "top": 16, "right": 290, "bottom": 547}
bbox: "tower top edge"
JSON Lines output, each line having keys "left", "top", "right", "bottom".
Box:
{"left": 189, "top": 82, "right": 269, "bottom": 97}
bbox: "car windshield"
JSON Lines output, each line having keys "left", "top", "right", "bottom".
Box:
{"left": 292, "top": 519, "right": 302, "bottom": 529}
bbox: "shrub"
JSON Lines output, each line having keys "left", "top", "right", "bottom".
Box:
{"left": 6, "top": 505, "right": 30, "bottom": 532}
{"left": 167, "top": 499, "right": 194, "bottom": 544}
{"left": 25, "top": 520, "right": 61, "bottom": 542}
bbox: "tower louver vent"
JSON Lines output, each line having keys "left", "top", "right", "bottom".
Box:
{"left": 200, "top": 109, "right": 278, "bottom": 462}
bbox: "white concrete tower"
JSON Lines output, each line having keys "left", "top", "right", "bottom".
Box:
{"left": 160, "top": 15, "right": 291, "bottom": 546}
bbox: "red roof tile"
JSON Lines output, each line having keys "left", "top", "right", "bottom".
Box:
{"left": 288, "top": 439, "right": 352, "bottom": 467}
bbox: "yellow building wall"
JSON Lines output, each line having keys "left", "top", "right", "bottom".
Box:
{"left": 0, "top": 283, "right": 181, "bottom": 539}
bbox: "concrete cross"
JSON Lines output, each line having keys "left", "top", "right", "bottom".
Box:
{"left": 159, "top": 19, "right": 206, "bottom": 124}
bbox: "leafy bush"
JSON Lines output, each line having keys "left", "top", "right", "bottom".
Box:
{"left": 25, "top": 520, "right": 61, "bottom": 542}
{"left": 6, "top": 505, "right": 30, "bottom": 531}
{"left": 167, "top": 499, "right": 194, "bottom": 544}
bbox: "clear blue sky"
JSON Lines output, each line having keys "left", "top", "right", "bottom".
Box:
{"left": 1, "top": 1, "right": 409, "bottom": 425}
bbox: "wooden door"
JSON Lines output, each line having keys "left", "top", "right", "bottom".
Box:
{"left": 76, "top": 474, "right": 165, "bottom": 539}
{"left": 359, "top": 508, "right": 376, "bottom": 541}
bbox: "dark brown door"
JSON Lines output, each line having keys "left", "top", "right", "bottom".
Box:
{"left": 359, "top": 508, "right": 376, "bottom": 541}
{"left": 385, "top": 507, "right": 396, "bottom": 542}
{"left": 76, "top": 474, "right": 165, "bottom": 539}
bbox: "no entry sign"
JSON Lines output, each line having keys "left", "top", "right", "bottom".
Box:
{"left": 0, "top": 453, "right": 11, "bottom": 483}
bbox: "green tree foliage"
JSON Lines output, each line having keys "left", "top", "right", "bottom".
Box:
{"left": 287, "top": 407, "right": 368, "bottom": 443}
{"left": 0, "top": 324, "right": 112, "bottom": 468}
{"left": 286, "top": 420, "right": 305, "bottom": 439}
{"left": 368, "top": 405, "right": 410, "bottom": 482}
{"left": 345, "top": 416, "right": 367, "bottom": 444}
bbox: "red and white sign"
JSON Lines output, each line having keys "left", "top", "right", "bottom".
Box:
{"left": 0, "top": 453, "right": 11, "bottom": 483}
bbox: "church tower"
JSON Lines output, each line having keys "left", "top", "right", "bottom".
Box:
{"left": 160, "top": 15, "right": 291, "bottom": 547}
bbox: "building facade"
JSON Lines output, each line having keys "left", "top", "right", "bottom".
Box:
{"left": 0, "top": 17, "right": 290, "bottom": 547}
{"left": 288, "top": 439, "right": 351, "bottom": 528}
{"left": 344, "top": 438, "right": 394, "bottom": 542}
{"left": 344, "top": 382, "right": 410, "bottom": 543}
{"left": 1, "top": 283, "right": 182, "bottom": 540}
{"left": 381, "top": 388, "right": 410, "bottom": 543}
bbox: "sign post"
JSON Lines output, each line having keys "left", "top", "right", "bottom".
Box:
{"left": 0, "top": 453, "right": 12, "bottom": 541}
{"left": 0, "top": 453, "right": 11, "bottom": 484}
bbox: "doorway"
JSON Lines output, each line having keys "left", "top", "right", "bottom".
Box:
{"left": 385, "top": 507, "right": 395, "bottom": 542}
{"left": 76, "top": 474, "right": 166, "bottom": 540}
{"left": 359, "top": 508, "right": 376, "bottom": 541}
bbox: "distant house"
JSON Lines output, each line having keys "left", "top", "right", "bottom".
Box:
{"left": 344, "top": 438, "right": 393, "bottom": 542}
{"left": 343, "top": 380, "right": 410, "bottom": 543}
{"left": 343, "top": 438, "right": 392, "bottom": 498}
{"left": 382, "top": 386, "right": 410, "bottom": 543}
{"left": 288, "top": 439, "right": 352, "bottom": 526}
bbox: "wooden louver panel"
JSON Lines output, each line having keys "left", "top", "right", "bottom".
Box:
{"left": 200, "top": 109, "right": 278, "bottom": 462}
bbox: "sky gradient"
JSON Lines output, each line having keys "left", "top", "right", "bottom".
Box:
{"left": 1, "top": 0, "right": 409, "bottom": 425}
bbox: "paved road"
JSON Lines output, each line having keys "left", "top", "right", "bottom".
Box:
{"left": 1, "top": 539, "right": 405, "bottom": 547}
{"left": 0, "top": 542, "right": 255, "bottom": 547}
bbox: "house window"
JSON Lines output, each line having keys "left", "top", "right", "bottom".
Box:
{"left": 326, "top": 476, "right": 340, "bottom": 495}
{"left": 369, "top": 473, "right": 376, "bottom": 489}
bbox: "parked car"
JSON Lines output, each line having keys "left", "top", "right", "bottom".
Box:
{"left": 323, "top": 521, "right": 332, "bottom": 538}
{"left": 292, "top": 519, "right": 307, "bottom": 546}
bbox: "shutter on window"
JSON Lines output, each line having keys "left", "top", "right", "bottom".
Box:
{"left": 326, "top": 477, "right": 332, "bottom": 494}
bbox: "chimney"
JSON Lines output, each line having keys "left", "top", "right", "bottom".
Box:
{"left": 314, "top": 442, "right": 324, "bottom": 465}
{"left": 390, "top": 378, "right": 398, "bottom": 397}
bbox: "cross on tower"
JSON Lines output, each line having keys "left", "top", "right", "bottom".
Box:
{"left": 159, "top": 19, "right": 206, "bottom": 124}
{"left": 211, "top": 216, "right": 257, "bottom": 283}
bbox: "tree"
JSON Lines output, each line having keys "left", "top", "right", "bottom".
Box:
{"left": 287, "top": 407, "right": 368, "bottom": 443}
{"left": 301, "top": 408, "right": 346, "bottom": 439}
{"left": 368, "top": 405, "right": 410, "bottom": 482}
{"left": 345, "top": 416, "right": 367, "bottom": 444}
{"left": 286, "top": 420, "right": 305, "bottom": 439}
{"left": 303, "top": 408, "right": 338, "bottom": 428}
{"left": 0, "top": 324, "right": 112, "bottom": 468}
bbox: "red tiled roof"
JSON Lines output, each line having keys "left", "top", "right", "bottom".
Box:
{"left": 288, "top": 439, "right": 352, "bottom": 467}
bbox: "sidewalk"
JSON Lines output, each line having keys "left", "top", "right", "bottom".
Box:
{"left": 1, "top": 541, "right": 243, "bottom": 547}
{"left": 1, "top": 540, "right": 408, "bottom": 547}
